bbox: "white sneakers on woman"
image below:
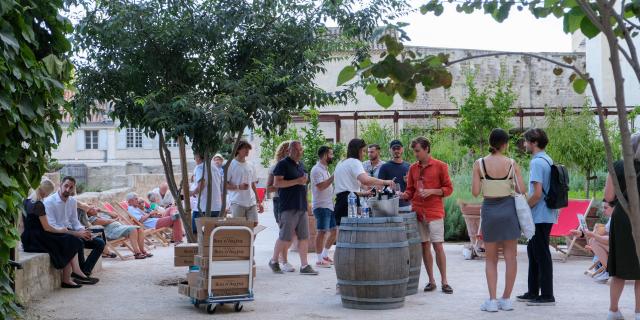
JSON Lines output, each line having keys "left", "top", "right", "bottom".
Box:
{"left": 606, "top": 310, "right": 624, "bottom": 320}
{"left": 481, "top": 298, "right": 513, "bottom": 312}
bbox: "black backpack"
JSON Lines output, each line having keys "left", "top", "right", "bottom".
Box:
{"left": 540, "top": 157, "right": 569, "bottom": 209}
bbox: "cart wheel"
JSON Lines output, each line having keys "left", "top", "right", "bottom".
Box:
{"left": 207, "top": 304, "right": 217, "bottom": 314}
{"left": 234, "top": 302, "right": 243, "bottom": 312}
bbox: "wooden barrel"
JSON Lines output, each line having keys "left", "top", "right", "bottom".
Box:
{"left": 399, "top": 212, "right": 421, "bottom": 295}
{"left": 335, "top": 217, "right": 409, "bottom": 310}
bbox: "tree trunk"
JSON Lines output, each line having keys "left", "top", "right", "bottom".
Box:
{"left": 205, "top": 152, "right": 213, "bottom": 215}
{"left": 220, "top": 131, "right": 244, "bottom": 218}
{"left": 178, "top": 136, "right": 193, "bottom": 238}
{"left": 597, "top": 0, "right": 640, "bottom": 266}
{"left": 158, "top": 131, "right": 195, "bottom": 243}
{"left": 585, "top": 171, "right": 590, "bottom": 199}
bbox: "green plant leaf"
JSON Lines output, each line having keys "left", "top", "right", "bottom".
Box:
{"left": 573, "top": 78, "right": 588, "bottom": 93}
{"left": 375, "top": 92, "right": 394, "bottom": 108}
{"left": 563, "top": 8, "right": 584, "bottom": 33}
{"left": 580, "top": 16, "right": 601, "bottom": 39}
{"left": 0, "top": 168, "right": 11, "bottom": 187}
{"left": 337, "top": 66, "right": 356, "bottom": 86}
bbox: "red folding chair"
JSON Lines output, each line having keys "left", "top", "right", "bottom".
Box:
{"left": 549, "top": 198, "right": 594, "bottom": 261}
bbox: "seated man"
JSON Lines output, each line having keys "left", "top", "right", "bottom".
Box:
{"left": 126, "top": 192, "right": 183, "bottom": 244}
{"left": 44, "top": 176, "right": 104, "bottom": 278}
{"left": 570, "top": 200, "right": 613, "bottom": 283}
{"left": 152, "top": 182, "right": 174, "bottom": 208}
{"left": 85, "top": 207, "right": 151, "bottom": 259}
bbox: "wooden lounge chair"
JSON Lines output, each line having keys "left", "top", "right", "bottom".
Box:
{"left": 549, "top": 198, "right": 596, "bottom": 261}
{"left": 101, "top": 203, "right": 154, "bottom": 253}
{"left": 116, "top": 201, "right": 171, "bottom": 246}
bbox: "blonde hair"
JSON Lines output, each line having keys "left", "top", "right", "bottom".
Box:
{"left": 29, "top": 178, "right": 55, "bottom": 202}
{"left": 274, "top": 140, "right": 291, "bottom": 162}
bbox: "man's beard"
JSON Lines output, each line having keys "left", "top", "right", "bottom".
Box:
{"left": 61, "top": 191, "right": 70, "bottom": 198}
{"left": 327, "top": 157, "right": 334, "bottom": 164}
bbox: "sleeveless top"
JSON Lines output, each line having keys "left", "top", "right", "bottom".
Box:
{"left": 478, "top": 158, "right": 514, "bottom": 198}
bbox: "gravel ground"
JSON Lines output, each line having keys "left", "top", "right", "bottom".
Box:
{"left": 24, "top": 202, "right": 637, "bottom": 320}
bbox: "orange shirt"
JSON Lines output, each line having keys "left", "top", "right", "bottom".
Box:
{"left": 404, "top": 157, "right": 453, "bottom": 222}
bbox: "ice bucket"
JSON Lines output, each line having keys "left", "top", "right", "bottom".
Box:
{"left": 366, "top": 196, "right": 399, "bottom": 217}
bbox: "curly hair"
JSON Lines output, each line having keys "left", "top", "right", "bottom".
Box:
{"left": 274, "top": 140, "right": 291, "bottom": 162}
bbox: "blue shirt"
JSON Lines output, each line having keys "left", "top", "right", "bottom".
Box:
{"left": 273, "top": 157, "right": 307, "bottom": 212}
{"left": 378, "top": 160, "right": 410, "bottom": 207}
{"left": 128, "top": 205, "right": 158, "bottom": 229}
{"left": 528, "top": 152, "right": 559, "bottom": 224}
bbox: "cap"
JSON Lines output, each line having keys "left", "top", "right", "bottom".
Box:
{"left": 389, "top": 140, "right": 403, "bottom": 148}
{"left": 213, "top": 153, "right": 224, "bottom": 160}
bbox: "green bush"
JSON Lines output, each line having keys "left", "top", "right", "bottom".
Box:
{"left": 444, "top": 172, "right": 476, "bottom": 241}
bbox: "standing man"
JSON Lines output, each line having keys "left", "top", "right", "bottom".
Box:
{"left": 378, "top": 140, "right": 411, "bottom": 211}
{"left": 311, "top": 146, "right": 336, "bottom": 268}
{"left": 226, "top": 141, "right": 264, "bottom": 221}
{"left": 213, "top": 153, "right": 225, "bottom": 177}
{"left": 152, "top": 182, "right": 175, "bottom": 208}
{"left": 517, "top": 128, "right": 557, "bottom": 306}
{"left": 44, "top": 176, "right": 104, "bottom": 279}
{"left": 362, "top": 144, "right": 385, "bottom": 178}
{"left": 402, "top": 137, "right": 454, "bottom": 294}
{"left": 191, "top": 153, "right": 222, "bottom": 233}
{"left": 268, "top": 141, "right": 318, "bottom": 275}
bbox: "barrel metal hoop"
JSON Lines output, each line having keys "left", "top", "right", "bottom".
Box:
{"left": 337, "top": 278, "right": 409, "bottom": 286}
{"left": 341, "top": 217, "right": 404, "bottom": 224}
{"left": 409, "top": 267, "right": 421, "bottom": 272}
{"left": 340, "top": 295, "right": 406, "bottom": 303}
{"left": 338, "top": 226, "right": 406, "bottom": 232}
{"left": 336, "top": 241, "right": 409, "bottom": 249}
{"left": 408, "top": 239, "right": 422, "bottom": 244}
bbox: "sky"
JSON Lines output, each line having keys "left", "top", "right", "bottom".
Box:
{"left": 397, "top": 1, "right": 573, "bottom": 52}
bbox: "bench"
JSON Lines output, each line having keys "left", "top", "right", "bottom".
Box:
{"left": 14, "top": 250, "right": 102, "bottom": 305}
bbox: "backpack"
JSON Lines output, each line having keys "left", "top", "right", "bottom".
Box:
{"left": 540, "top": 157, "right": 569, "bottom": 209}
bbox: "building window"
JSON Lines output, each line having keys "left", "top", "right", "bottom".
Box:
{"left": 85, "top": 130, "right": 99, "bottom": 149}
{"left": 126, "top": 128, "right": 143, "bottom": 148}
{"left": 166, "top": 139, "right": 179, "bottom": 148}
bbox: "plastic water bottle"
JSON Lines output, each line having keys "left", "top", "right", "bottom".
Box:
{"left": 361, "top": 198, "right": 370, "bottom": 218}
{"left": 348, "top": 192, "right": 357, "bottom": 218}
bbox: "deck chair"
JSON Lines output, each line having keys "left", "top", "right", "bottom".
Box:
{"left": 101, "top": 203, "right": 152, "bottom": 254}
{"left": 104, "top": 202, "right": 163, "bottom": 248}
{"left": 116, "top": 201, "right": 171, "bottom": 246}
{"left": 549, "top": 198, "right": 595, "bottom": 261}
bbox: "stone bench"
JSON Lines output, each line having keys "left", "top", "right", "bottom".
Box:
{"left": 14, "top": 250, "right": 102, "bottom": 305}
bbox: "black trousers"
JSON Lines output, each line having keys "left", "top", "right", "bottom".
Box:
{"left": 79, "top": 237, "right": 106, "bottom": 275}
{"left": 526, "top": 223, "right": 554, "bottom": 298}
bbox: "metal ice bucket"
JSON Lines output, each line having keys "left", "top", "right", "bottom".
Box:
{"left": 366, "top": 196, "right": 399, "bottom": 217}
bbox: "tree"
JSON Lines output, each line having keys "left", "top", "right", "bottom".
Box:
{"left": 339, "top": 0, "right": 640, "bottom": 264}
{"left": 454, "top": 71, "right": 516, "bottom": 154}
{"left": 1, "top": 0, "right": 74, "bottom": 314}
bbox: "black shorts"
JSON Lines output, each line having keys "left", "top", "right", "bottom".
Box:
{"left": 334, "top": 191, "right": 361, "bottom": 226}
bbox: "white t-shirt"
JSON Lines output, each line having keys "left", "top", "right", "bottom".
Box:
{"left": 152, "top": 187, "right": 175, "bottom": 207}
{"left": 334, "top": 158, "right": 366, "bottom": 194}
{"left": 311, "top": 162, "right": 334, "bottom": 210}
{"left": 192, "top": 163, "right": 222, "bottom": 212}
{"left": 226, "top": 159, "right": 257, "bottom": 207}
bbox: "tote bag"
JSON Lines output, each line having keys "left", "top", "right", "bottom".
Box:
{"left": 512, "top": 160, "right": 535, "bottom": 239}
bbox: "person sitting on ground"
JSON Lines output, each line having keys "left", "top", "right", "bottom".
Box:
{"left": 44, "top": 176, "right": 105, "bottom": 279}
{"left": 126, "top": 192, "right": 184, "bottom": 244}
{"left": 21, "top": 178, "right": 95, "bottom": 288}
{"left": 85, "top": 207, "right": 152, "bottom": 259}
{"left": 570, "top": 200, "right": 613, "bottom": 283}
{"left": 152, "top": 182, "right": 174, "bottom": 208}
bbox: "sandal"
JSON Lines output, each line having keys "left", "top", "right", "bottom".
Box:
{"left": 442, "top": 284, "right": 453, "bottom": 294}
{"left": 102, "top": 253, "right": 117, "bottom": 258}
{"left": 134, "top": 253, "right": 146, "bottom": 260}
{"left": 424, "top": 283, "right": 437, "bottom": 292}
{"left": 143, "top": 252, "right": 153, "bottom": 258}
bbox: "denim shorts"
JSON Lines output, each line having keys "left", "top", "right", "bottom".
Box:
{"left": 313, "top": 208, "right": 336, "bottom": 231}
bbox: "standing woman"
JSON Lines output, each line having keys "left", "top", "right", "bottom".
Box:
{"left": 333, "top": 139, "right": 395, "bottom": 225}
{"left": 21, "top": 178, "right": 94, "bottom": 288}
{"left": 266, "top": 141, "right": 295, "bottom": 272}
{"left": 606, "top": 133, "right": 640, "bottom": 320}
{"left": 471, "top": 128, "right": 526, "bottom": 312}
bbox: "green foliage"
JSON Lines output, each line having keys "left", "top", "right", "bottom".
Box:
{"left": 453, "top": 71, "right": 516, "bottom": 154}
{"left": 358, "top": 121, "right": 395, "bottom": 159}
{"left": 1, "top": 0, "right": 73, "bottom": 314}
{"left": 546, "top": 106, "right": 621, "bottom": 197}
{"left": 257, "top": 108, "right": 344, "bottom": 173}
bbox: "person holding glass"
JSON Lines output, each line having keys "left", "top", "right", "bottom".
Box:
{"left": 401, "top": 136, "right": 454, "bottom": 294}
{"left": 378, "top": 140, "right": 411, "bottom": 211}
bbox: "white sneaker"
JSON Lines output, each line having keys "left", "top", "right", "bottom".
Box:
{"left": 607, "top": 310, "right": 624, "bottom": 320}
{"left": 481, "top": 299, "right": 499, "bottom": 312}
{"left": 498, "top": 298, "right": 514, "bottom": 311}
{"left": 280, "top": 262, "right": 295, "bottom": 272}
{"left": 594, "top": 272, "right": 610, "bottom": 283}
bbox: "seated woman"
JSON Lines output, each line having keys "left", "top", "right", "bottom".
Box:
{"left": 21, "top": 178, "right": 97, "bottom": 288}
{"left": 570, "top": 200, "right": 613, "bottom": 283}
{"left": 147, "top": 191, "right": 178, "bottom": 217}
{"left": 85, "top": 208, "right": 152, "bottom": 259}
